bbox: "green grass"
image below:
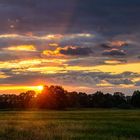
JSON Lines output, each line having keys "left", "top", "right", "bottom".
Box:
{"left": 0, "top": 109, "right": 139, "bottom": 140}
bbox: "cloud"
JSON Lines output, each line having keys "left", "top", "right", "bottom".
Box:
{"left": 0, "top": 0, "right": 140, "bottom": 93}
{"left": 0, "top": 72, "right": 10, "bottom": 79}
{"left": 43, "top": 46, "right": 93, "bottom": 57}
{"left": 100, "top": 41, "right": 128, "bottom": 49}
{"left": 106, "top": 79, "right": 133, "bottom": 85}
{"left": 0, "top": 69, "right": 138, "bottom": 88}
{"left": 102, "top": 49, "right": 126, "bottom": 56}
{"left": 109, "top": 41, "right": 128, "bottom": 47}
{"left": 59, "top": 46, "right": 93, "bottom": 56}
{"left": 4, "top": 45, "right": 37, "bottom": 52}
{"left": 0, "top": 0, "right": 139, "bottom": 36}
{"left": 100, "top": 43, "right": 111, "bottom": 49}
{"left": 104, "top": 60, "right": 127, "bottom": 65}
{"left": 47, "top": 71, "right": 138, "bottom": 87}
{"left": 48, "top": 43, "right": 59, "bottom": 47}
{"left": 135, "top": 81, "right": 140, "bottom": 86}
{"left": 0, "top": 51, "right": 41, "bottom": 61}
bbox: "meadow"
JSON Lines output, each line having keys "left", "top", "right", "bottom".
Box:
{"left": 0, "top": 109, "right": 139, "bottom": 140}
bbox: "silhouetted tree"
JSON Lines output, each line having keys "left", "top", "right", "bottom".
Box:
{"left": 37, "top": 85, "right": 67, "bottom": 109}
{"left": 66, "top": 91, "right": 79, "bottom": 108}
{"left": 131, "top": 90, "right": 140, "bottom": 108}
{"left": 0, "top": 85, "right": 139, "bottom": 110}
{"left": 78, "top": 92, "right": 89, "bottom": 107}
{"left": 113, "top": 92, "right": 126, "bottom": 107}
{"left": 18, "top": 90, "right": 36, "bottom": 108}
{"left": 90, "top": 91, "right": 105, "bottom": 108}
{"left": 103, "top": 93, "right": 114, "bottom": 108}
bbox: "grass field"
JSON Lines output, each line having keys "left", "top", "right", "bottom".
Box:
{"left": 0, "top": 109, "right": 139, "bottom": 140}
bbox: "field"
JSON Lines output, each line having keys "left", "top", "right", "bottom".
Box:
{"left": 0, "top": 109, "right": 139, "bottom": 140}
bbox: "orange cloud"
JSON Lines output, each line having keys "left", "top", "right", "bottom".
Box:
{"left": 42, "top": 46, "right": 75, "bottom": 56}
{"left": 5, "top": 45, "right": 37, "bottom": 52}
{"left": 43, "top": 49, "right": 60, "bottom": 56}
{"left": 109, "top": 40, "right": 128, "bottom": 47}
{"left": 104, "top": 60, "right": 125, "bottom": 65}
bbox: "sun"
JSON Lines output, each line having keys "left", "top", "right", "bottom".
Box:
{"left": 36, "top": 85, "right": 44, "bottom": 91}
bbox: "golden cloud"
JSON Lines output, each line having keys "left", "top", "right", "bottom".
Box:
{"left": 4, "top": 45, "right": 37, "bottom": 52}
{"left": 48, "top": 43, "right": 59, "bottom": 47}
{"left": 0, "top": 33, "right": 63, "bottom": 41}
{"left": 0, "top": 72, "right": 10, "bottom": 79}
{"left": 104, "top": 60, "right": 125, "bottom": 65}
{"left": 43, "top": 47, "right": 63, "bottom": 56}
{"left": 0, "top": 34, "right": 19, "bottom": 38}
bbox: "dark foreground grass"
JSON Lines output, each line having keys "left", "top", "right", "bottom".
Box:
{"left": 0, "top": 109, "right": 139, "bottom": 140}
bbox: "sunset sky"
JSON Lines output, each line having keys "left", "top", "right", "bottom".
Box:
{"left": 0, "top": 0, "right": 140, "bottom": 94}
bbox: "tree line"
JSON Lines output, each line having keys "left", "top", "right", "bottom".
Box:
{"left": 0, "top": 85, "right": 140, "bottom": 109}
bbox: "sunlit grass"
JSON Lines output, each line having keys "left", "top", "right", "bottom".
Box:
{"left": 0, "top": 109, "right": 140, "bottom": 140}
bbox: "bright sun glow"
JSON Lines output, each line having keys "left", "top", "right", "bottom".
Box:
{"left": 36, "top": 85, "right": 44, "bottom": 91}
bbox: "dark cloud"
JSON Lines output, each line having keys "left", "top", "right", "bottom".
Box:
{"left": 66, "top": 57, "right": 105, "bottom": 66}
{"left": 106, "top": 79, "right": 133, "bottom": 85}
{"left": 0, "top": 0, "right": 139, "bottom": 35}
{"left": 59, "top": 46, "right": 93, "bottom": 56}
{"left": 59, "top": 34, "right": 103, "bottom": 47}
{"left": 47, "top": 71, "right": 138, "bottom": 87}
{"left": 135, "top": 81, "right": 140, "bottom": 86}
{"left": 0, "top": 70, "right": 138, "bottom": 87}
{"left": 100, "top": 44, "right": 111, "bottom": 49}
{"left": 100, "top": 41, "right": 128, "bottom": 49}
{"left": 102, "top": 49, "right": 126, "bottom": 56}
